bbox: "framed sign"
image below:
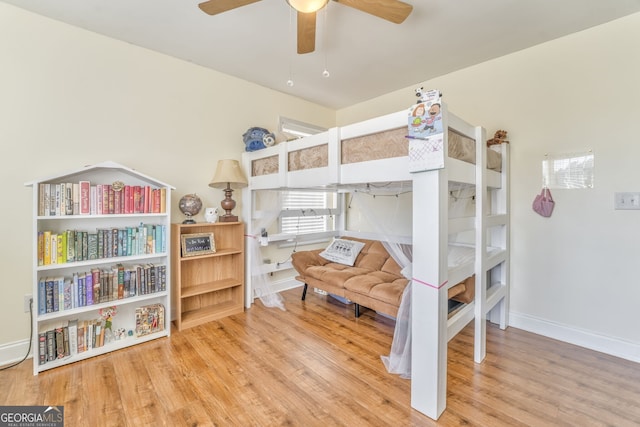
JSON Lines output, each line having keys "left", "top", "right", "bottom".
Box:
{"left": 181, "top": 232, "right": 216, "bottom": 257}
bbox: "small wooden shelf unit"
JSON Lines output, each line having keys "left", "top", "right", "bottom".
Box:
{"left": 171, "top": 222, "right": 245, "bottom": 330}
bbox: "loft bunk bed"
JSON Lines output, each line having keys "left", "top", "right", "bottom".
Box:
{"left": 241, "top": 104, "right": 510, "bottom": 420}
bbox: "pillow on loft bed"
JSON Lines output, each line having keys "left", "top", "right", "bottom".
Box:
{"left": 448, "top": 130, "right": 503, "bottom": 172}
{"left": 319, "top": 238, "right": 366, "bottom": 266}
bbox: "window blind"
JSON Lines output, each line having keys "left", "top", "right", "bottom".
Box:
{"left": 281, "top": 191, "right": 335, "bottom": 235}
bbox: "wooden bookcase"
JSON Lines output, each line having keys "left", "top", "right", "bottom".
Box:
{"left": 26, "top": 161, "right": 173, "bottom": 375}
{"left": 171, "top": 222, "right": 245, "bottom": 330}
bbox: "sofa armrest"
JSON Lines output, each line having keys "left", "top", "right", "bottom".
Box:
{"left": 291, "top": 249, "right": 328, "bottom": 276}
{"left": 451, "top": 275, "right": 475, "bottom": 304}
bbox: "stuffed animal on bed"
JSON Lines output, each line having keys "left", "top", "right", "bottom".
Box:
{"left": 487, "top": 129, "right": 509, "bottom": 146}
{"left": 414, "top": 86, "right": 426, "bottom": 104}
{"left": 262, "top": 132, "right": 276, "bottom": 147}
{"left": 414, "top": 87, "right": 443, "bottom": 105}
{"left": 242, "top": 127, "right": 275, "bottom": 152}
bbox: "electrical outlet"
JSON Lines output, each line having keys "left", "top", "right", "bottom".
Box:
{"left": 24, "top": 294, "right": 32, "bottom": 313}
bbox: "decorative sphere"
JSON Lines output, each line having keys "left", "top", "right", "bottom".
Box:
{"left": 179, "top": 194, "right": 202, "bottom": 222}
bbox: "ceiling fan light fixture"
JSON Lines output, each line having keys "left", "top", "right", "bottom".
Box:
{"left": 287, "top": 0, "right": 328, "bottom": 13}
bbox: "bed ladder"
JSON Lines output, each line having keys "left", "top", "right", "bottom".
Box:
{"left": 474, "top": 132, "right": 510, "bottom": 363}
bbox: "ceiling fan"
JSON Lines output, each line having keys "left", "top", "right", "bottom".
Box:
{"left": 198, "top": 0, "right": 413, "bottom": 54}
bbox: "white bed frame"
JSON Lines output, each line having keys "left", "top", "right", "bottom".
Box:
{"left": 241, "top": 104, "right": 510, "bottom": 420}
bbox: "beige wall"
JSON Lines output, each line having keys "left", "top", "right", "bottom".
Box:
{"left": 338, "top": 13, "right": 640, "bottom": 357}
{"left": 0, "top": 4, "right": 334, "bottom": 349}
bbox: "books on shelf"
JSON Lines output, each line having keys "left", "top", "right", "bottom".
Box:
{"left": 38, "top": 181, "right": 166, "bottom": 217}
{"left": 37, "top": 315, "right": 131, "bottom": 366}
{"left": 37, "top": 264, "right": 167, "bottom": 315}
{"left": 36, "top": 224, "right": 166, "bottom": 266}
{"left": 38, "top": 302, "right": 166, "bottom": 366}
{"left": 79, "top": 181, "right": 91, "bottom": 215}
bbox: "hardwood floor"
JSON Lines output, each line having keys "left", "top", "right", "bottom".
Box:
{"left": 1, "top": 288, "right": 639, "bottom": 426}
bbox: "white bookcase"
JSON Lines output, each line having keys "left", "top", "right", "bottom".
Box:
{"left": 25, "top": 161, "right": 174, "bottom": 374}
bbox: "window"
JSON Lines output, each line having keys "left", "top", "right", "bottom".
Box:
{"left": 275, "top": 118, "right": 335, "bottom": 237}
{"left": 543, "top": 150, "right": 594, "bottom": 189}
{"left": 279, "top": 116, "right": 326, "bottom": 139}
{"left": 280, "top": 191, "right": 337, "bottom": 236}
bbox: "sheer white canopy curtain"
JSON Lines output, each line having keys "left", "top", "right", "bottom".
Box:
{"left": 349, "top": 188, "right": 413, "bottom": 378}
{"left": 350, "top": 184, "right": 475, "bottom": 379}
{"left": 248, "top": 190, "right": 285, "bottom": 310}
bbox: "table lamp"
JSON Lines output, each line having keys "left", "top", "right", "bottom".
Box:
{"left": 209, "top": 159, "right": 248, "bottom": 222}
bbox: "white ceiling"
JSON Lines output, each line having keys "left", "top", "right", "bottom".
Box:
{"left": 4, "top": 0, "right": 640, "bottom": 109}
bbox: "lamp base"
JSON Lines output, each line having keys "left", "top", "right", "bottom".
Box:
{"left": 219, "top": 214, "right": 238, "bottom": 223}
{"left": 219, "top": 185, "right": 238, "bottom": 223}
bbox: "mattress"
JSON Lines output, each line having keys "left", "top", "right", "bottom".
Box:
{"left": 448, "top": 131, "right": 502, "bottom": 172}
{"left": 448, "top": 244, "right": 501, "bottom": 268}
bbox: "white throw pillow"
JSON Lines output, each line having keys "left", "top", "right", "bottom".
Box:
{"left": 319, "top": 238, "right": 365, "bottom": 266}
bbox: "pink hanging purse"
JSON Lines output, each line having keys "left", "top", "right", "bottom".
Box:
{"left": 532, "top": 187, "right": 555, "bottom": 217}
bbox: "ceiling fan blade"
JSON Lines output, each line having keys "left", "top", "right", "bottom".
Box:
{"left": 334, "top": 0, "right": 413, "bottom": 24}
{"left": 198, "top": 0, "right": 262, "bottom": 16}
{"left": 297, "top": 11, "right": 317, "bottom": 54}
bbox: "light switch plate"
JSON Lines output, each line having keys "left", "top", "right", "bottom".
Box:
{"left": 614, "top": 192, "right": 640, "bottom": 210}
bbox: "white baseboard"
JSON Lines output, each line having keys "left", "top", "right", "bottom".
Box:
{"left": 257, "top": 277, "right": 302, "bottom": 296}
{"left": 509, "top": 311, "right": 640, "bottom": 363}
{"left": 0, "top": 338, "right": 33, "bottom": 368}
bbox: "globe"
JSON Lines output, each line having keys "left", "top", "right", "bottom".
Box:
{"left": 179, "top": 193, "right": 203, "bottom": 224}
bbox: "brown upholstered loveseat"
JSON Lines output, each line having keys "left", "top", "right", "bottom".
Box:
{"left": 291, "top": 237, "right": 475, "bottom": 318}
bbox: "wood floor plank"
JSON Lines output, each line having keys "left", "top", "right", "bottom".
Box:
{"left": 1, "top": 288, "right": 639, "bottom": 426}
{"left": 140, "top": 336, "right": 199, "bottom": 414}
{"left": 79, "top": 355, "right": 127, "bottom": 427}
{"left": 227, "top": 306, "right": 406, "bottom": 426}
{"left": 202, "top": 316, "right": 346, "bottom": 426}
{"left": 247, "top": 299, "right": 413, "bottom": 425}
{"left": 184, "top": 324, "right": 280, "bottom": 426}
{"left": 110, "top": 348, "right": 165, "bottom": 427}
{"left": 165, "top": 400, "right": 215, "bottom": 427}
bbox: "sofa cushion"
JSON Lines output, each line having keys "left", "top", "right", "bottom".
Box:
{"left": 362, "top": 240, "right": 404, "bottom": 275}
{"left": 344, "top": 238, "right": 396, "bottom": 271}
{"left": 380, "top": 256, "right": 403, "bottom": 276}
{"left": 319, "top": 238, "right": 366, "bottom": 266}
{"left": 304, "top": 264, "right": 372, "bottom": 289}
{"left": 355, "top": 252, "right": 389, "bottom": 271}
{"left": 344, "top": 273, "right": 408, "bottom": 307}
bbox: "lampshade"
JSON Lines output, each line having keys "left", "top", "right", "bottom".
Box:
{"left": 209, "top": 159, "right": 248, "bottom": 189}
{"left": 287, "top": 0, "right": 328, "bottom": 13}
